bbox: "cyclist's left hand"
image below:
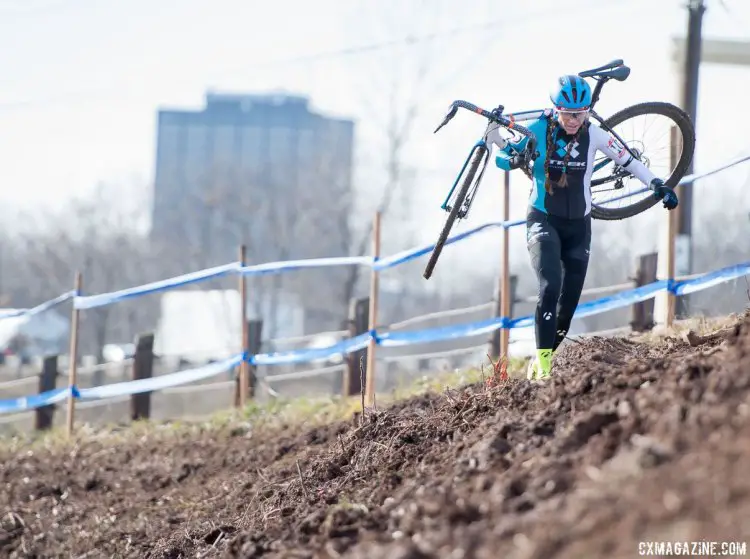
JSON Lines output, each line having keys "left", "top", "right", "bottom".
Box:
{"left": 650, "top": 178, "right": 678, "bottom": 210}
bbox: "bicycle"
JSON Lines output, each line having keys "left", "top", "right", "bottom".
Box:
{"left": 422, "top": 59, "right": 696, "bottom": 280}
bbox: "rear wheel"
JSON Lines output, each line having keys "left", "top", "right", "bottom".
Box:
{"left": 590, "top": 101, "right": 695, "bottom": 220}
{"left": 423, "top": 145, "right": 487, "bottom": 279}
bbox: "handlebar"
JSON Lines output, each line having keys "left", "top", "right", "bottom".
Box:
{"left": 434, "top": 99, "right": 538, "bottom": 163}
{"left": 434, "top": 99, "right": 536, "bottom": 139}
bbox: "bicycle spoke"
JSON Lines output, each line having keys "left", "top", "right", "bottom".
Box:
{"left": 591, "top": 111, "right": 684, "bottom": 211}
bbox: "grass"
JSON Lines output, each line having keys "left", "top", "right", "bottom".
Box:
{"left": 0, "top": 355, "right": 529, "bottom": 453}
{"left": 210, "top": 353, "right": 529, "bottom": 432}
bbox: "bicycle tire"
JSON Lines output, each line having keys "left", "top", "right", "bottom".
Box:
{"left": 590, "top": 101, "right": 695, "bottom": 221}
{"left": 423, "top": 145, "right": 487, "bottom": 279}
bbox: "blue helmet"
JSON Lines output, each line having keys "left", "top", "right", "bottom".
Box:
{"left": 550, "top": 74, "right": 592, "bottom": 110}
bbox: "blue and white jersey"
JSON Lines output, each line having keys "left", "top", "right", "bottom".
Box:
{"left": 488, "top": 110, "right": 657, "bottom": 219}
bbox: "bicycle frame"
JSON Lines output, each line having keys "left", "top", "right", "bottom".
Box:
{"left": 438, "top": 60, "right": 641, "bottom": 216}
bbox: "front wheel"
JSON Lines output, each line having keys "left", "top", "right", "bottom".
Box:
{"left": 590, "top": 101, "right": 695, "bottom": 221}
{"left": 423, "top": 145, "right": 488, "bottom": 280}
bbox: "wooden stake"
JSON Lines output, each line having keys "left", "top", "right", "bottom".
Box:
{"left": 364, "top": 211, "right": 381, "bottom": 409}
{"left": 66, "top": 272, "right": 82, "bottom": 437}
{"left": 499, "top": 170, "right": 512, "bottom": 367}
{"left": 239, "top": 244, "right": 249, "bottom": 407}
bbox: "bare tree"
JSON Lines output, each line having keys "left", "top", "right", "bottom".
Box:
{"left": 150, "top": 124, "right": 356, "bottom": 339}
{"left": 12, "top": 182, "right": 160, "bottom": 360}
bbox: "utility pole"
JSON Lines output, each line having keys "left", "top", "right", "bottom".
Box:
{"left": 656, "top": 14, "right": 750, "bottom": 331}
{"left": 674, "top": 0, "right": 705, "bottom": 318}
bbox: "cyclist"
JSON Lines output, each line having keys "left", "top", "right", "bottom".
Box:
{"left": 486, "top": 74, "right": 679, "bottom": 381}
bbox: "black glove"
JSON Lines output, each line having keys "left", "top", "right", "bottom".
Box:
{"left": 650, "top": 178, "right": 678, "bottom": 210}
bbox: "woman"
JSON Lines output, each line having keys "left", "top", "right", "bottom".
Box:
{"left": 489, "top": 74, "right": 678, "bottom": 380}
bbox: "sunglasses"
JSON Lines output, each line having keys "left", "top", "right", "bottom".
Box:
{"left": 557, "top": 109, "right": 590, "bottom": 121}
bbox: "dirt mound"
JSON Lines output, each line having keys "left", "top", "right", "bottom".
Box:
{"left": 2, "top": 317, "right": 750, "bottom": 558}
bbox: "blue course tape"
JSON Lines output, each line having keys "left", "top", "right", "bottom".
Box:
{"left": 4, "top": 258, "right": 749, "bottom": 413}
{"left": 0, "top": 386, "right": 76, "bottom": 414}
{"left": 375, "top": 220, "right": 523, "bottom": 271}
{"left": 74, "top": 262, "right": 241, "bottom": 310}
{"left": 378, "top": 316, "right": 508, "bottom": 347}
{"left": 673, "top": 261, "right": 750, "bottom": 296}
{"left": 249, "top": 332, "right": 372, "bottom": 365}
{"left": 0, "top": 290, "right": 76, "bottom": 321}
{"left": 239, "top": 256, "right": 373, "bottom": 277}
{"left": 250, "top": 260, "right": 750, "bottom": 364}
{"left": 572, "top": 280, "right": 670, "bottom": 319}
{"left": 0, "top": 357, "right": 242, "bottom": 415}
{"left": 596, "top": 152, "right": 750, "bottom": 207}
{"left": 77, "top": 354, "right": 243, "bottom": 400}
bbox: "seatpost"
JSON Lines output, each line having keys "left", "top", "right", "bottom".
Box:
{"left": 589, "top": 77, "right": 608, "bottom": 110}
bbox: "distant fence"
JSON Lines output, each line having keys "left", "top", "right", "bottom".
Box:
{"left": 1, "top": 150, "right": 749, "bottom": 435}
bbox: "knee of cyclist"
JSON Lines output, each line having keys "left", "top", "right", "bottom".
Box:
{"left": 539, "top": 277, "right": 562, "bottom": 302}
{"left": 564, "top": 252, "right": 590, "bottom": 271}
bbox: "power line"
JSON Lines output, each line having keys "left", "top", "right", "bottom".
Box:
{"left": 0, "top": 0, "right": 645, "bottom": 112}
{"left": 0, "top": 16, "right": 515, "bottom": 110}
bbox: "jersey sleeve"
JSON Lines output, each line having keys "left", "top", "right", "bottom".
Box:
{"left": 590, "top": 124, "right": 658, "bottom": 186}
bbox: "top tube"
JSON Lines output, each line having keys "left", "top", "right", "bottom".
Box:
{"left": 504, "top": 109, "right": 547, "bottom": 122}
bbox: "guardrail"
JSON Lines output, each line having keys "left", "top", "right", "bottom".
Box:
{"left": 1, "top": 150, "right": 749, "bottom": 434}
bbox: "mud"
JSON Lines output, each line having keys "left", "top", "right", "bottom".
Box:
{"left": 2, "top": 315, "right": 750, "bottom": 558}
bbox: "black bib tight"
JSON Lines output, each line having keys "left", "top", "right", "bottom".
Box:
{"left": 526, "top": 208, "right": 591, "bottom": 351}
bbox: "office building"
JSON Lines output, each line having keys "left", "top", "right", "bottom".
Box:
{"left": 150, "top": 91, "right": 355, "bottom": 264}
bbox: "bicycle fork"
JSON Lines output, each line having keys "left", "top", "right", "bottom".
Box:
{"left": 440, "top": 140, "right": 492, "bottom": 219}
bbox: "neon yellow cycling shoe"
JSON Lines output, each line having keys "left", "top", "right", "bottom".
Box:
{"left": 526, "top": 349, "right": 553, "bottom": 381}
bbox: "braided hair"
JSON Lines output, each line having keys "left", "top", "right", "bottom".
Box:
{"left": 543, "top": 113, "right": 584, "bottom": 195}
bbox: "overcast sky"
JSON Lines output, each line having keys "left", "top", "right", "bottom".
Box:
{"left": 1, "top": 0, "right": 748, "bottom": 287}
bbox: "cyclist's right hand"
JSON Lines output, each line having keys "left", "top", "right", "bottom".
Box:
{"left": 508, "top": 154, "right": 525, "bottom": 169}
